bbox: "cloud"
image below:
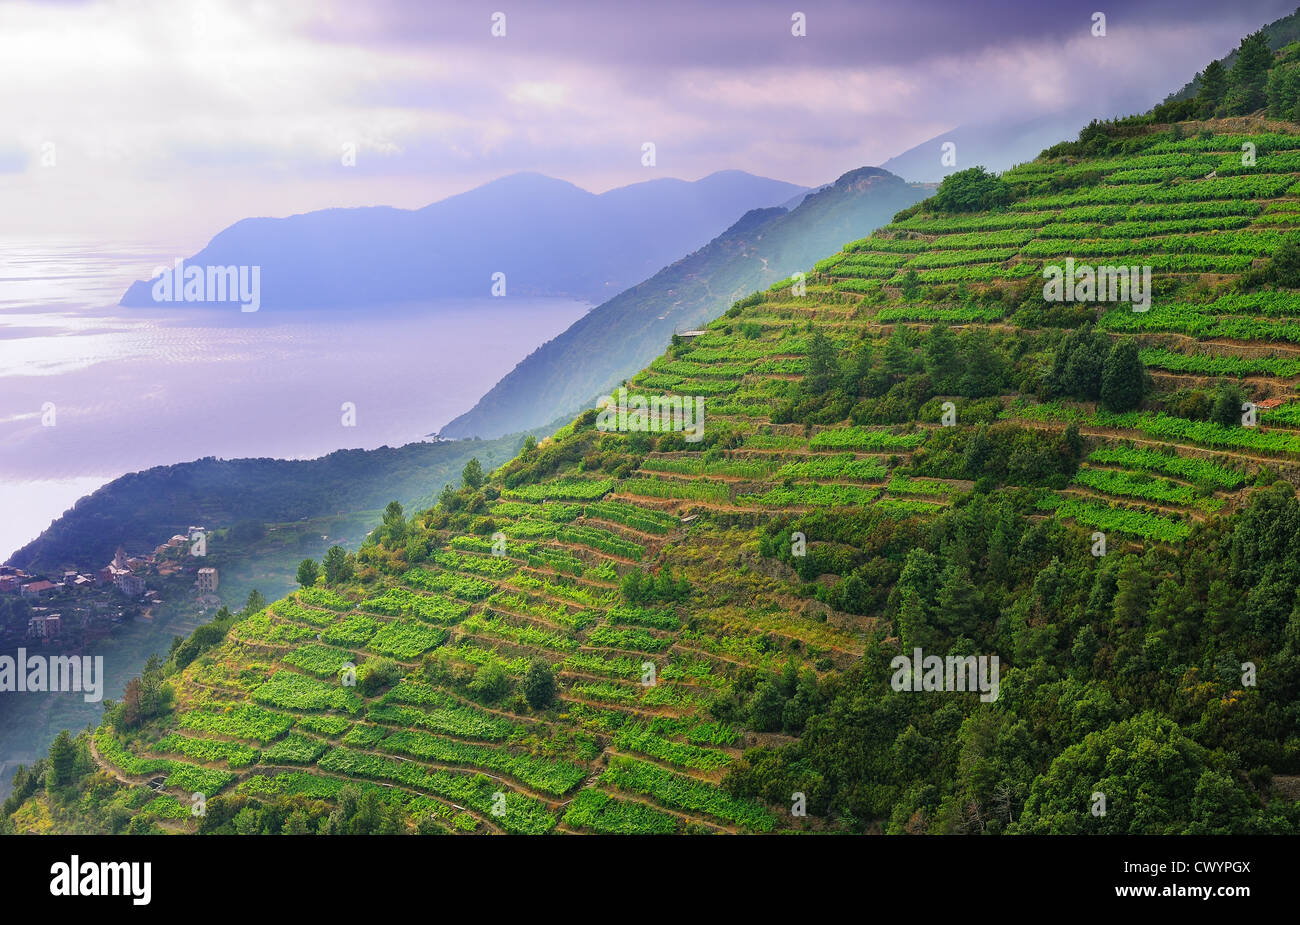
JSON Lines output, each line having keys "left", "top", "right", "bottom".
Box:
{"left": 0, "top": 0, "right": 1295, "bottom": 238}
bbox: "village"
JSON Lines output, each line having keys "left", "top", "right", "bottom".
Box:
{"left": 0, "top": 528, "right": 222, "bottom": 650}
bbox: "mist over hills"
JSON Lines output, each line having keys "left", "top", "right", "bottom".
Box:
{"left": 878, "top": 111, "right": 1100, "bottom": 182}
{"left": 119, "top": 170, "right": 807, "bottom": 309}
{"left": 439, "top": 166, "right": 927, "bottom": 440}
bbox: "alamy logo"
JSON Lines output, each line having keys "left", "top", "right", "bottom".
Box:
{"left": 890, "top": 647, "right": 1000, "bottom": 702}
{"left": 0, "top": 649, "right": 104, "bottom": 702}
{"left": 150, "top": 258, "right": 261, "bottom": 312}
{"left": 595, "top": 387, "right": 705, "bottom": 442}
{"left": 1043, "top": 258, "right": 1152, "bottom": 312}
{"left": 50, "top": 856, "right": 151, "bottom": 905}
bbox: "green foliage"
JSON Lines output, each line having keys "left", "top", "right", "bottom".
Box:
{"left": 322, "top": 545, "right": 354, "bottom": 585}
{"left": 563, "top": 788, "right": 678, "bottom": 834}
{"left": 1100, "top": 339, "right": 1150, "bottom": 412}
{"left": 602, "top": 756, "right": 774, "bottom": 831}
{"left": 929, "top": 166, "right": 1013, "bottom": 213}
{"left": 295, "top": 558, "right": 319, "bottom": 588}
{"left": 523, "top": 658, "right": 557, "bottom": 709}
{"left": 461, "top": 458, "right": 486, "bottom": 490}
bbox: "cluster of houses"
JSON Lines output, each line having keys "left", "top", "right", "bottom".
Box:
{"left": 1, "top": 527, "right": 222, "bottom": 642}
{"left": 0, "top": 564, "right": 96, "bottom": 600}
{"left": 98, "top": 546, "right": 152, "bottom": 597}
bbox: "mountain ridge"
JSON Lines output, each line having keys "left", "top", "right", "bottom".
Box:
{"left": 439, "top": 165, "right": 926, "bottom": 439}
{"left": 119, "top": 170, "right": 808, "bottom": 309}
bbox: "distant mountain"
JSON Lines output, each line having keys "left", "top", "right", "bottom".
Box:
{"left": 439, "top": 166, "right": 926, "bottom": 440}
{"left": 879, "top": 112, "right": 1098, "bottom": 183}
{"left": 119, "top": 171, "right": 807, "bottom": 309}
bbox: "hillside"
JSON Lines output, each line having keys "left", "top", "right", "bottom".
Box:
{"left": 6, "top": 435, "right": 526, "bottom": 573}
{"left": 15, "top": 111, "right": 1300, "bottom": 835}
{"left": 1167, "top": 5, "right": 1300, "bottom": 103}
{"left": 440, "top": 167, "right": 927, "bottom": 440}
{"left": 118, "top": 171, "right": 806, "bottom": 309}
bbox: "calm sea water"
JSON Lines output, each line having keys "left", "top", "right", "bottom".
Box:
{"left": 0, "top": 237, "right": 592, "bottom": 558}
{"left": 0, "top": 237, "right": 591, "bottom": 793}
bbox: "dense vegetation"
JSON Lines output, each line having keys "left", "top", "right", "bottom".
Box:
{"left": 7, "top": 436, "right": 528, "bottom": 572}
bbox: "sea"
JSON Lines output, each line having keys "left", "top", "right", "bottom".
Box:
{"left": 0, "top": 235, "right": 591, "bottom": 791}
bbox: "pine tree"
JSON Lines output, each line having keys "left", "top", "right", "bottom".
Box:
{"left": 1100, "top": 340, "right": 1148, "bottom": 411}
{"left": 1226, "top": 31, "right": 1272, "bottom": 115}
{"left": 883, "top": 324, "right": 914, "bottom": 377}
{"left": 523, "top": 658, "right": 557, "bottom": 709}
{"left": 924, "top": 323, "right": 960, "bottom": 393}
{"left": 296, "top": 558, "right": 320, "bottom": 588}
{"left": 804, "top": 329, "right": 839, "bottom": 394}
{"left": 461, "top": 457, "right": 485, "bottom": 490}
{"left": 1198, "top": 59, "right": 1228, "bottom": 116}
{"left": 47, "top": 730, "right": 76, "bottom": 793}
{"left": 323, "top": 545, "right": 353, "bottom": 584}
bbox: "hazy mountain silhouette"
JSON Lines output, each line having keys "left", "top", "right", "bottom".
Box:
{"left": 440, "top": 166, "right": 927, "bottom": 440}
{"left": 119, "top": 171, "right": 807, "bottom": 309}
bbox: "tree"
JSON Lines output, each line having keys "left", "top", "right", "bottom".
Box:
{"left": 382, "top": 500, "right": 407, "bottom": 544}
{"left": 936, "top": 564, "right": 979, "bottom": 637}
{"left": 47, "top": 730, "right": 76, "bottom": 793}
{"left": 1267, "top": 61, "right": 1300, "bottom": 121}
{"left": 1049, "top": 327, "right": 1109, "bottom": 400}
{"left": 1197, "top": 59, "right": 1228, "bottom": 117}
{"left": 461, "top": 458, "right": 485, "bottom": 490}
{"left": 121, "top": 677, "right": 142, "bottom": 728}
{"left": 322, "top": 545, "right": 353, "bottom": 584}
{"left": 137, "top": 653, "right": 172, "bottom": 719}
{"left": 930, "top": 166, "right": 1012, "bottom": 213}
{"left": 804, "top": 329, "right": 840, "bottom": 394}
{"left": 1210, "top": 383, "right": 1247, "bottom": 427}
{"left": 900, "top": 268, "right": 922, "bottom": 301}
{"left": 841, "top": 339, "right": 876, "bottom": 394}
{"left": 242, "top": 589, "right": 265, "bottom": 615}
{"left": 1015, "top": 713, "right": 1244, "bottom": 834}
{"left": 523, "top": 658, "right": 557, "bottom": 709}
{"left": 1099, "top": 340, "right": 1148, "bottom": 411}
{"left": 1268, "top": 239, "right": 1300, "bottom": 287}
{"left": 1225, "top": 31, "right": 1272, "bottom": 115}
{"left": 924, "top": 324, "right": 960, "bottom": 393}
{"left": 957, "top": 328, "right": 1004, "bottom": 398}
{"left": 296, "top": 558, "right": 320, "bottom": 588}
{"left": 470, "top": 662, "right": 510, "bottom": 703}
{"left": 749, "top": 678, "right": 787, "bottom": 732}
{"left": 882, "top": 325, "right": 914, "bottom": 377}
{"left": 320, "top": 785, "right": 405, "bottom": 835}
{"left": 282, "top": 809, "right": 312, "bottom": 835}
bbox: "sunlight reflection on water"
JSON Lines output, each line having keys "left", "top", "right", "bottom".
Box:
{"left": 0, "top": 238, "right": 592, "bottom": 556}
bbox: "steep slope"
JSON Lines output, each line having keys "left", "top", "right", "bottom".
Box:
{"left": 119, "top": 171, "right": 806, "bottom": 309}
{"left": 25, "top": 115, "right": 1300, "bottom": 836}
{"left": 6, "top": 435, "right": 527, "bottom": 573}
{"left": 440, "top": 166, "right": 927, "bottom": 439}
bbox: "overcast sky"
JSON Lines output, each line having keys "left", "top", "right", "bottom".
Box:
{"left": 1, "top": 0, "right": 1295, "bottom": 243}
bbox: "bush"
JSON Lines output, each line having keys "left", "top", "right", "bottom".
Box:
{"left": 523, "top": 658, "right": 557, "bottom": 710}
{"left": 929, "top": 167, "right": 1012, "bottom": 213}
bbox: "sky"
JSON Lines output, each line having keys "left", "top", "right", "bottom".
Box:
{"left": 1, "top": 0, "right": 1296, "bottom": 243}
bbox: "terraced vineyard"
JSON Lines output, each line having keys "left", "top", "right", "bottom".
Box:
{"left": 66, "top": 120, "right": 1300, "bottom": 836}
